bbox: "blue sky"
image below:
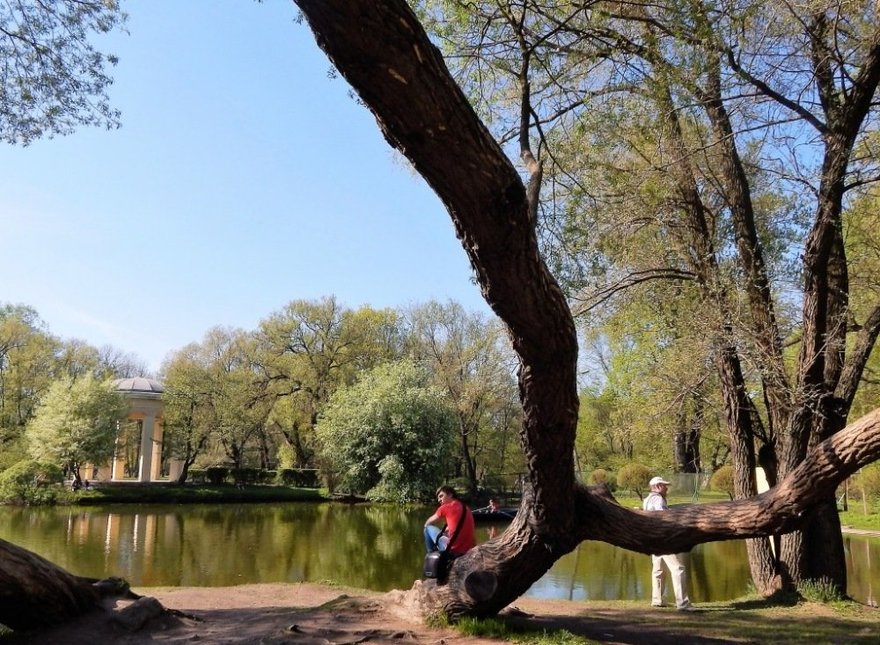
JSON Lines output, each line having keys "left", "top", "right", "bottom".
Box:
{"left": 1, "top": 1, "right": 490, "bottom": 375}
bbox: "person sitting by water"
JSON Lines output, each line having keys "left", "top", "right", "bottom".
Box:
{"left": 423, "top": 485, "right": 475, "bottom": 556}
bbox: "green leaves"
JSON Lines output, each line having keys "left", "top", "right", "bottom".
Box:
{"left": 25, "top": 374, "right": 129, "bottom": 476}
{"left": 0, "top": 1, "right": 127, "bottom": 145}
{"left": 316, "top": 359, "right": 457, "bottom": 503}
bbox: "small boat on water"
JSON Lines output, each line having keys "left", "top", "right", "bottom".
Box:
{"left": 472, "top": 507, "right": 517, "bottom": 522}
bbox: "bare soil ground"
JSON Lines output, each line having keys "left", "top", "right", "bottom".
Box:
{"left": 3, "top": 582, "right": 878, "bottom": 644}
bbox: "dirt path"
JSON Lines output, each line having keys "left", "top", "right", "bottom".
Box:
{"left": 4, "top": 581, "right": 877, "bottom": 644}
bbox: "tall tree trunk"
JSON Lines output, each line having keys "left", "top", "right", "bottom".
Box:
{"left": 290, "top": 0, "right": 880, "bottom": 617}
{"left": 652, "top": 63, "right": 784, "bottom": 595}
{"left": 459, "top": 417, "right": 479, "bottom": 497}
{"left": 674, "top": 393, "right": 703, "bottom": 473}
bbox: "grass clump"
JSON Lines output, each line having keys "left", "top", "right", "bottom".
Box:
{"left": 453, "top": 616, "right": 596, "bottom": 644}
{"left": 796, "top": 577, "right": 847, "bottom": 604}
{"left": 428, "top": 613, "right": 594, "bottom": 644}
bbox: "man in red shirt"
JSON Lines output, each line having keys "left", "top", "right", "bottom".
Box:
{"left": 423, "top": 486, "right": 476, "bottom": 556}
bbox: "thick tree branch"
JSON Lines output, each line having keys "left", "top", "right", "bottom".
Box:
{"left": 579, "top": 406, "right": 880, "bottom": 554}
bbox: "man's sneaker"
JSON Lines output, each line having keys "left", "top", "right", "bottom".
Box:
{"left": 651, "top": 603, "right": 665, "bottom": 608}
{"left": 677, "top": 603, "right": 697, "bottom": 611}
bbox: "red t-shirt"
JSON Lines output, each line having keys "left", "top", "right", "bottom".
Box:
{"left": 436, "top": 499, "right": 475, "bottom": 555}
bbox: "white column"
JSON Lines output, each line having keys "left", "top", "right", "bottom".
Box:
{"left": 138, "top": 415, "right": 155, "bottom": 482}
{"left": 150, "top": 421, "right": 164, "bottom": 480}
{"left": 111, "top": 426, "right": 124, "bottom": 481}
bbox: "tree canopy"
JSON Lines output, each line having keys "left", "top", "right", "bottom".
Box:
{"left": 316, "top": 359, "right": 457, "bottom": 502}
{"left": 0, "top": 1, "right": 126, "bottom": 145}
{"left": 25, "top": 374, "right": 129, "bottom": 483}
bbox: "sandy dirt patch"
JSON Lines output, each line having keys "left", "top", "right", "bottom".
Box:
{"left": 3, "top": 582, "right": 875, "bottom": 644}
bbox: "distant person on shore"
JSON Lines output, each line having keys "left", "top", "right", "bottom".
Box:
{"left": 642, "top": 476, "right": 694, "bottom": 611}
{"left": 423, "top": 486, "right": 475, "bottom": 556}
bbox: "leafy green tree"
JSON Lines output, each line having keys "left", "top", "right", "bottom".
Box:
{"left": 0, "top": 1, "right": 126, "bottom": 145}
{"left": 57, "top": 339, "right": 147, "bottom": 381}
{"left": 710, "top": 465, "right": 736, "bottom": 501}
{"left": 0, "top": 459, "right": 63, "bottom": 505}
{"left": 579, "top": 293, "right": 729, "bottom": 475}
{"left": 409, "top": 0, "right": 880, "bottom": 596}
{"left": 1, "top": 304, "right": 147, "bottom": 462}
{"left": 256, "top": 297, "right": 404, "bottom": 468}
{"left": 160, "top": 342, "right": 216, "bottom": 483}
{"left": 315, "top": 360, "right": 457, "bottom": 502}
{"left": 25, "top": 374, "right": 129, "bottom": 484}
{"left": 206, "top": 329, "right": 271, "bottom": 470}
{"left": 617, "top": 463, "right": 652, "bottom": 500}
{"left": 403, "top": 300, "right": 522, "bottom": 495}
{"left": 0, "top": 304, "right": 60, "bottom": 446}
{"left": 163, "top": 327, "right": 270, "bottom": 472}
{"left": 844, "top": 192, "right": 880, "bottom": 424}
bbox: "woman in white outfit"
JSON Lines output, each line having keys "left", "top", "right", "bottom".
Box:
{"left": 642, "top": 476, "right": 695, "bottom": 611}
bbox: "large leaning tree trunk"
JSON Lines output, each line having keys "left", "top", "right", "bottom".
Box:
{"left": 0, "top": 539, "right": 101, "bottom": 630}
{"left": 288, "top": 0, "right": 880, "bottom": 618}
{"left": 4, "top": 1, "right": 880, "bottom": 630}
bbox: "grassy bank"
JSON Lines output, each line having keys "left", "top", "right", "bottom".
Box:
{"left": 451, "top": 593, "right": 880, "bottom": 644}
{"left": 72, "top": 482, "right": 329, "bottom": 505}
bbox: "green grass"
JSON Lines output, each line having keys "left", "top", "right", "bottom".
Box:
{"left": 839, "top": 504, "right": 880, "bottom": 532}
{"left": 70, "top": 483, "right": 328, "bottom": 505}
{"left": 454, "top": 616, "right": 595, "bottom": 644}
{"left": 444, "top": 595, "right": 880, "bottom": 645}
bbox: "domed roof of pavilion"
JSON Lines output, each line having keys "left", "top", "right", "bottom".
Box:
{"left": 114, "top": 377, "right": 164, "bottom": 394}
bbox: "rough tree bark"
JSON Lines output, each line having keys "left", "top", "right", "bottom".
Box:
{"left": 291, "top": 0, "right": 880, "bottom": 617}
{"left": 0, "top": 539, "right": 100, "bottom": 630}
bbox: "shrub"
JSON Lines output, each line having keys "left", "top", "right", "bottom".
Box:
{"left": 205, "top": 467, "right": 229, "bottom": 485}
{"left": 276, "top": 468, "right": 321, "bottom": 488}
{"left": 0, "top": 459, "right": 64, "bottom": 505}
{"left": 231, "top": 468, "right": 259, "bottom": 485}
{"left": 188, "top": 468, "right": 207, "bottom": 484}
{"left": 587, "top": 468, "right": 616, "bottom": 490}
{"left": 258, "top": 469, "right": 276, "bottom": 485}
{"left": 617, "top": 463, "right": 652, "bottom": 499}
{"left": 710, "top": 465, "right": 735, "bottom": 500}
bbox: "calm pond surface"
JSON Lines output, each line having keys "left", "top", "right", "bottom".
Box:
{"left": 1, "top": 502, "right": 878, "bottom": 605}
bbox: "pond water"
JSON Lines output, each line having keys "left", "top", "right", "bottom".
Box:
{"left": 1, "top": 503, "right": 877, "bottom": 605}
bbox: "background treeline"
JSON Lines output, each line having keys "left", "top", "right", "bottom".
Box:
{"left": 3, "top": 296, "right": 880, "bottom": 507}
{"left": 0, "top": 298, "right": 525, "bottom": 503}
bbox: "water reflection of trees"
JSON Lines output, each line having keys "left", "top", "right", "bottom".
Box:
{"left": 1, "top": 505, "right": 877, "bottom": 604}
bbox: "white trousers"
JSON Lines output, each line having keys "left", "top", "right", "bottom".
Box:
{"left": 651, "top": 553, "right": 690, "bottom": 608}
